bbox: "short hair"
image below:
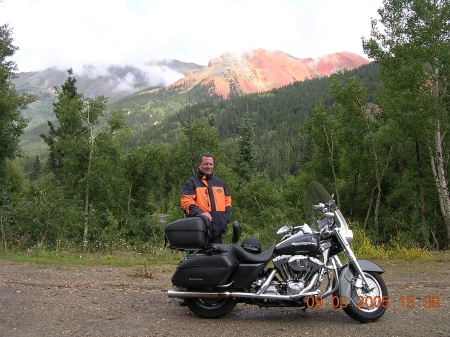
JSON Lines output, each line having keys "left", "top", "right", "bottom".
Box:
{"left": 198, "top": 153, "right": 214, "bottom": 164}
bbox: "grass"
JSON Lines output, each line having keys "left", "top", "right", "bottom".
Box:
{"left": 0, "top": 243, "right": 447, "bottom": 269}
{"left": 349, "top": 228, "right": 444, "bottom": 261}
{"left": 0, "top": 246, "right": 184, "bottom": 267}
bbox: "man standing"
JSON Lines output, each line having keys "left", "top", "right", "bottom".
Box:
{"left": 181, "top": 153, "right": 232, "bottom": 243}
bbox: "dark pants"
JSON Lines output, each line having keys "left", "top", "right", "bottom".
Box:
{"left": 211, "top": 235, "right": 223, "bottom": 244}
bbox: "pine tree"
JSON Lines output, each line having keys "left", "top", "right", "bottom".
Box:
{"left": 29, "top": 156, "right": 42, "bottom": 181}
{"left": 40, "top": 68, "right": 85, "bottom": 185}
{"left": 236, "top": 112, "right": 256, "bottom": 183}
{"left": 0, "top": 23, "right": 37, "bottom": 196}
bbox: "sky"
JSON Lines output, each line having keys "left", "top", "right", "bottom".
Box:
{"left": 1, "top": 0, "right": 384, "bottom": 86}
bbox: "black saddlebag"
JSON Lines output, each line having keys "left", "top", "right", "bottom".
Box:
{"left": 164, "top": 216, "right": 209, "bottom": 249}
{"left": 172, "top": 252, "right": 239, "bottom": 288}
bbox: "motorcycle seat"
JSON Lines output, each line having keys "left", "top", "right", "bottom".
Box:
{"left": 209, "top": 243, "right": 276, "bottom": 263}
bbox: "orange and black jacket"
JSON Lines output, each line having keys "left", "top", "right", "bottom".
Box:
{"left": 181, "top": 171, "right": 232, "bottom": 237}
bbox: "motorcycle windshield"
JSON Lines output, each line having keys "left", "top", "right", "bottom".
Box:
{"left": 303, "top": 181, "right": 333, "bottom": 225}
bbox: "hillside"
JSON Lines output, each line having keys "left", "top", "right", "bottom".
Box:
{"left": 128, "top": 62, "right": 380, "bottom": 179}
{"left": 14, "top": 61, "right": 203, "bottom": 129}
{"left": 166, "top": 50, "right": 369, "bottom": 99}
{"left": 15, "top": 49, "right": 369, "bottom": 128}
{"left": 17, "top": 50, "right": 374, "bottom": 171}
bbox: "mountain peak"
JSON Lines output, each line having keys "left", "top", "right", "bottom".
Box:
{"left": 168, "top": 49, "right": 369, "bottom": 98}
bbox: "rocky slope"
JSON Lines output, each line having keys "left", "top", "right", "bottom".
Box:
{"left": 168, "top": 49, "right": 370, "bottom": 98}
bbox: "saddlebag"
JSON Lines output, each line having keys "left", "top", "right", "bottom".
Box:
{"left": 164, "top": 216, "right": 209, "bottom": 249}
{"left": 172, "top": 252, "right": 239, "bottom": 288}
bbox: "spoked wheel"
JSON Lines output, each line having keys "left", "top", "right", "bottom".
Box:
{"left": 343, "top": 271, "right": 388, "bottom": 323}
{"left": 185, "top": 297, "right": 237, "bottom": 319}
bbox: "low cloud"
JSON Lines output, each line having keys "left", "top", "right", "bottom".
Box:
{"left": 75, "top": 63, "right": 185, "bottom": 94}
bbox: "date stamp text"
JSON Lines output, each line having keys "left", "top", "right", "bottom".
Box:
{"left": 305, "top": 295, "right": 441, "bottom": 309}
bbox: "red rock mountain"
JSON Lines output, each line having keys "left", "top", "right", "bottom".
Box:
{"left": 168, "top": 49, "right": 370, "bottom": 99}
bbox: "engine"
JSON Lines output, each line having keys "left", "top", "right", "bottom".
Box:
{"left": 273, "top": 255, "right": 323, "bottom": 295}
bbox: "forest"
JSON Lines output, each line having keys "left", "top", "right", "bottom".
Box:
{"left": 1, "top": 0, "right": 449, "bottom": 252}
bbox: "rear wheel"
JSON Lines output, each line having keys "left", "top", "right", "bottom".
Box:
{"left": 185, "top": 297, "right": 237, "bottom": 319}
{"left": 342, "top": 271, "right": 388, "bottom": 323}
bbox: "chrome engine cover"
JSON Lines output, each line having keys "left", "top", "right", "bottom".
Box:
{"left": 272, "top": 255, "right": 323, "bottom": 295}
{"left": 288, "top": 255, "right": 323, "bottom": 271}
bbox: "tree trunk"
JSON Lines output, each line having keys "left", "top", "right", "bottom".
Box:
{"left": 127, "top": 183, "right": 133, "bottom": 215}
{"left": 414, "top": 140, "right": 435, "bottom": 247}
{"left": 0, "top": 213, "right": 6, "bottom": 251}
{"left": 429, "top": 120, "right": 450, "bottom": 248}
{"left": 365, "top": 121, "right": 381, "bottom": 235}
{"left": 82, "top": 125, "right": 94, "bottom": 253}
{"left": 364, "top": 186, "right": 375, "bottom": 231}
{"left": 374, "top": 179, "right": 382, "bottom": 235}
{"left": 350, "top": 172, "right": 358, "bottom": 222}
{"left": 364, "top": 112, "right": 392, "bottom": 236}
{"left": 415, "top": 140, "right": 439, "bottom": 248}
{"left": 323, "top": 124, "right": 340, "bottom": 207}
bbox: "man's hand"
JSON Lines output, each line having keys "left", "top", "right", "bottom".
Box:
{"left": 201, "top": 212, "right": 212, "bottom": 222}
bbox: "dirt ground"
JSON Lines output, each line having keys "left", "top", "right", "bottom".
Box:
{"left": 0, "top": 253, "right": 449, "bottom": 337}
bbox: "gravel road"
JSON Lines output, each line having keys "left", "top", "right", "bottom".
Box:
{"left": 0, "top": 254, "right": 449, "bottom": 337}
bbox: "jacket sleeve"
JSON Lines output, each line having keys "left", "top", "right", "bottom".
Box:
{"left": 225, "top": 205, "right": 232, "bottom": 223}
{"left": 224, "top": 184, "right": 232, "bottom": 223}
{"left": 180, "top": 179, "right": 202, "bottom": 216}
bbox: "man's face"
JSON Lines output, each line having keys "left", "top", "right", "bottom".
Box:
{"left": 198, "top": 156, "right": 214, "bottom": 175}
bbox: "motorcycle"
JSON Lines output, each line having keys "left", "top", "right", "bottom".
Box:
{"left": 164, "top": 181, "right": 388, "bottom": 323}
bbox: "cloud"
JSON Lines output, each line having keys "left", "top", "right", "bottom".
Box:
{"left": 109, "top": 65, "right": 184, "bottom": 93}
{"left": 1, "top": 0, "right": 383, "bottom": 85}
{"left": 111, "top": 72, "right": 138, "bottom": 93}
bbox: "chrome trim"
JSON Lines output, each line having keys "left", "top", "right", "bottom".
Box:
{"left": 168, "top": 289, "right": 321, "bottom": 301}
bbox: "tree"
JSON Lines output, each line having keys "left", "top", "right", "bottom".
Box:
{"left": 42, "top": 69, "right": 128, "bottom": 251}
{"left": 236, "top": 111, "right": 256, "bottom": 183}
{"left": 171, "top": 106, "right": 221, "bottom": 183}
{"left": 302, "top": 102, "right": 338, "bottom": 200}
{"left": 363, "top": 0, "right": 450, "bottom": 247}
{"left": 329, "top": 71, "right": 392, "bottom": 233}
{"left": 41, "top": 68, "right": 85, "bottom": 185}
{"left": 124, "top": 143, "right": 169, "bottom": 217}
{"left": 29, "top": 156, "right": 42, "bottom": 181}
{"left": 0, "top": 23, "right": 37, "bottom": 196}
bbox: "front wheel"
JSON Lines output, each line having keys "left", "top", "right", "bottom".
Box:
{"left": 342, "top": 271, "right": 388, "bottom": 323}
{"left": 185, "top": 297, "right": 237, "bottom": 319}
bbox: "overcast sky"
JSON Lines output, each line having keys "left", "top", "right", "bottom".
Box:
{"left": 1, "top": 0, "right": 383, "bottom": 85}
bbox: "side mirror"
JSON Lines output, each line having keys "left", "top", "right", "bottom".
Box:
{"left": 277, "top": 225, "right": 291, "bottom": 235}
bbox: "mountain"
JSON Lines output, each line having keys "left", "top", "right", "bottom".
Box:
{"left": 15, "top": 60, "right": 202, "bottom": 100}
{"left": 15, "top": 50, "right": 369, "bottom": 125}
{"left": 165, "top": 49, "right": 370, "bottom": 99}
{"left": 16, "top": 49, "right": 371, "bottom": 163}
{"left": 13, "top": 61, "right": 203, "bottom": 130}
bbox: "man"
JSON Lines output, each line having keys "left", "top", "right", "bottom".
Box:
{"left": 181, "top": 153, "right": 232, "bottom": 243}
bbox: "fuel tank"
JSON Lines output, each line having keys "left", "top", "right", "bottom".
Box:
{"left": 275, "top": 232, "right": 320, "bottom": 255}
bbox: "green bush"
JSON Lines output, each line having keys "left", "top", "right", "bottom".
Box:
{"left": 351, "top": 227, "right": 389, "bottom": 260}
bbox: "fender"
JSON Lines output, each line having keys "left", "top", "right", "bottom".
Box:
{"left": 337, "top": 260, "right": 384, "bottom": 299}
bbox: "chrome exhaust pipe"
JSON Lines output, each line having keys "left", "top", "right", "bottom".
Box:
{"left": 168, "top": 290, "right": 232, "bottom": 299}
{"left": 167, "top": 289, "right": 321, "bottom": 301}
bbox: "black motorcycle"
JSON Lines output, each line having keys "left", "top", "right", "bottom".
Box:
{"left": 164, "top": 181, "right": 388, "bottom": 323}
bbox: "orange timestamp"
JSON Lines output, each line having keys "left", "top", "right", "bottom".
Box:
{"left": 305, "top": 295, "right": 441, "bottom": 309}
{"left": 400, "top": 295, "right": 441, "bottom": 309}
{"left": 305, "top": 295, "right": 390, "bottom": 309}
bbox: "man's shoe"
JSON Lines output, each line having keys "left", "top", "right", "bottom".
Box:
{"left": 179, "top": 299, "right": 187, "bottom": 306}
